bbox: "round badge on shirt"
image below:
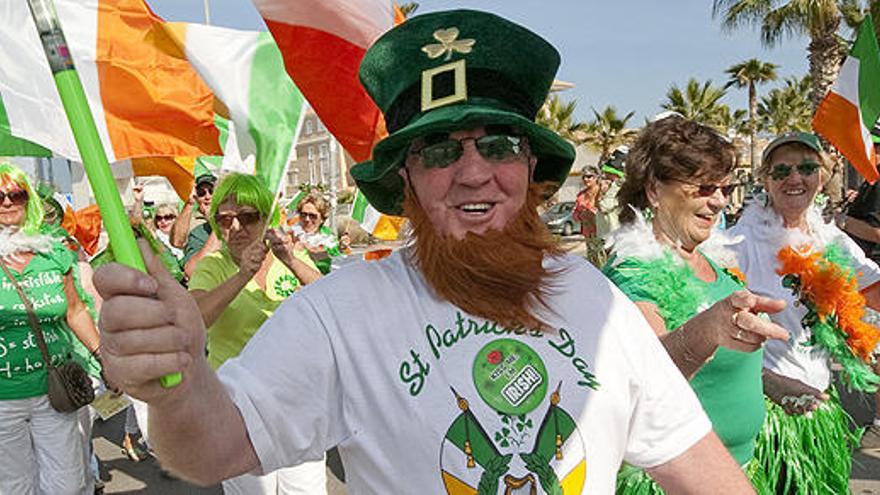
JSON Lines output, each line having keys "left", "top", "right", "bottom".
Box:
{"left": 472, "top": 339, "right": 548, "bottom": 415}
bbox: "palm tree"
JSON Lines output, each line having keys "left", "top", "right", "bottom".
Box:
{"left": 711, "top": 1, "right": 859, "bottom": 110}
{"left": 839, "top": 1, "right": 880, "bottom": 42}
{"left": 724, "top": 59, "right": 779, "bottom": 172}
{"left": 661, "top": 78, "right": 730, "bottom": 128}
{"left": 758, "top": 75, "right": 813, "bottom": 134}
{"left": 714, "top": 105, "right": 750, "bottom": 136}
{"left": 583, "top": 106, "right": 638, "bottom": 163}
{"left": 536, "top": 94, "right": 590, "bottom": 144}
{"left": 398, "top": 2, "right": 419, "bottom": 19}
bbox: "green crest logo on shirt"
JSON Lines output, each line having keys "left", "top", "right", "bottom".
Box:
{"left": 473, "top": 339, "right": 548, "bottom": 415}
{"left": 273, "top": 274, "right": 299, "bottom": 297}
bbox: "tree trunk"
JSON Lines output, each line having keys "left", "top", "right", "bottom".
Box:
{"left": 809, "top": 23, "right": 846, "bottom": 205}
{"left": 748, "top": 82, "right": 758, "bottom": 175}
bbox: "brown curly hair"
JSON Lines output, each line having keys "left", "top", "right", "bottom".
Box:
{"left": 617, "top": 115, "right": 737, "bottom": 224}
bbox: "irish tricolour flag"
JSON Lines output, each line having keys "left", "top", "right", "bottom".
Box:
{"left": 0, "top": 0, "right": 220, "bottom": 162}
{"left": 149, "top": 23, "right": 306, "bottom": 196}
{"left": 351, "top": 189, "right": 404, "bottom": 241}
{"left": 813, "top": 15, "right": 880, "bottom": 182}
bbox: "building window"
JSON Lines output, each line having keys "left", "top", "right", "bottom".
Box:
{"left": 307, "top": 146, "right": 316, "bottom": 183}
{"left": 305, "top": 120, "right": 314, "bottom": 136}
{"left": 319, "top": 143, "right": 329, "bottom": 186}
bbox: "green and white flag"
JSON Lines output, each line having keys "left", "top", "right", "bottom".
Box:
{"left": 0, "top": 94, "right": 50, "bottom": 157}
{"left": 351, "top": 188, "right": 405, "bottom": 241}
{"left": 153, "top": 23, "right": 306, "bottom": 196}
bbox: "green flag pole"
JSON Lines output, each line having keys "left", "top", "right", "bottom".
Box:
{"left": 27, "top": 0, "right": 181, "bottom": 388}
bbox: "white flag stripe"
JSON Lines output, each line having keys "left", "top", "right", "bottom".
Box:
{"left": 835, "top": 58, "right": 877, "bottom": 164}
{"left": 57, "top": 0, "right": 116, "bottom": 160}
{"left": 0, "top": 3, "right": 79, "bottom": 158}
{"left": 183, "top": 25, "right": 261, "bottom": 161}
{"left": 252, "top": 0, "right": 392, "bottom": 48}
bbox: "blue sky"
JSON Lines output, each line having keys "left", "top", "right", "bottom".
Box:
{"left": 147, "top": 0, "right": 817, "bottom": 124}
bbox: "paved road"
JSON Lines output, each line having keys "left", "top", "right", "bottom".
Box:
{"left": 92, "top": 237, "right": 880, "bottom": 494}
{"left": 92, "top": 412, "right": 348, "bottom": 494}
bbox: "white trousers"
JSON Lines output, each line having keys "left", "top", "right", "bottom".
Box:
{"left": 0, "top": 395, "right": 86, "bottom": 495}
{"left": 222, "top": 457, "right": 328, "bottom": 495}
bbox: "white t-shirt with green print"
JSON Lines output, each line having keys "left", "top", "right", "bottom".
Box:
{"left": 219, "top": 251, "right": 710, "bottom": 494}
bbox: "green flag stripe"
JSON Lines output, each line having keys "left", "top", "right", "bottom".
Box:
{"left": 531, "top": 405, "right": 577, "bottom": 459}
{"left": 0, "top": 93, "right": 51, "bottom": 157}
{"left": 854, "top": 15, "right": 880, "bottom": 128}
{"left": 248, "top": 32, "right": 305, "bottom": 196}
{"left": 214, "top": 114, "right": 231, "bottom": 152}
{"left": 445, "top": 411, "right": 501, "bottom": 469}
{"left": 351, "top": 189, "right": 369, "bottom": 222}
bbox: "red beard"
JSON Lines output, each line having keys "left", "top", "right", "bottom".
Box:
{"left": 403, "top": 183, "right": 564, "bottom": 331}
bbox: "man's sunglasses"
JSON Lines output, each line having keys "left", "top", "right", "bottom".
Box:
{"left": 409, "top": 133, "right": 524, "bottom": 169}
{"left": 196, "top": 184, "right": 214, "bottom": 198}
{"left": 668, "top": 179, "right": 739, "bottom": 198}
{"left": 769, "top": 161, "right": 820, "bottom": 181}
{"left": 0, "top": 189, "right": 28, "bottom": 205}
{"left": 155, "top": 214, "right": 176, "bottom": 222}
{"left": 214, "top": 210, "right": 262, "bottom": 229}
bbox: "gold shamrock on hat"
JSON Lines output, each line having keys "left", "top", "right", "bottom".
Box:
{"left": 421, "top": 27, "right": 475, "bottom": 61}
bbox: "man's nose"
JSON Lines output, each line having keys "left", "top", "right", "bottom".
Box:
{"left": 454, "top": 141, "right": 493, "bottom": 185}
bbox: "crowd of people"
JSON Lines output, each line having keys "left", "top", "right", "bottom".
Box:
{"left": 1, "top": 7, "right": 880, "bottom": 495}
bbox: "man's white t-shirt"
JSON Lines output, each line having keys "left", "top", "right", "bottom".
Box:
{"left": 730, "top": 204, "right": 880, "bottom": 391}
{"left": 218, "top": 252, "right": 710, "bottom": 493}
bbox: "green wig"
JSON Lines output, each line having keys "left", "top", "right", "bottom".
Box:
{"left": 208, "top": 173, "right": 280, "bottom": 235}
{"left": 0, "top": 161, "right": 44, "bottom": 234}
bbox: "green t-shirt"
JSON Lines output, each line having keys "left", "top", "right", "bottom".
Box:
{"left": 603, "top": 254, "right": 765, "bottom": 465}
{"left": 189, "top": 248, "right": 318, "bottom": 370}
{"left": 0, "top": 243, "right": 87, "bottom": 399}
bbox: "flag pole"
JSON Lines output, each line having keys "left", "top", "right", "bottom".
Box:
{"left": 204, "top": 0, "right": 212, "bottom": 25}
{"left": 26, "top": 0, "right": 181, "bottom": 389}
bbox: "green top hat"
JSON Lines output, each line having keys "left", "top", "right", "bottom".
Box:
{"left": 350, "top": 9, "right": 576, "bottom": 215}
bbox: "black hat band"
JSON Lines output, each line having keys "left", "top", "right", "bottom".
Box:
{"left": 384, "top": 67, "right": 539, "bottom": 133}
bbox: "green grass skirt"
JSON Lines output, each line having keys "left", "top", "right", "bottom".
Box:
{"left": 753, "top": 391, "right": 862, "bottom": 495}
{"left": 616, "top": 457, "right": 770, "bottom": 494}
{"left": 615, "top": 391, "right": 861, "bottom": 494}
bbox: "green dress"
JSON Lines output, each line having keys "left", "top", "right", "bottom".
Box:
{"left": 0, "top": 242, "right": 97, "bottom": 400}
{"left": 603, "top": 252, "right": 766, "bottom": 493}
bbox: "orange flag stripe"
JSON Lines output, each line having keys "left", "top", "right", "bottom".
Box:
{"left": 813, "top": 91, "right": 880, "bottom": 183}
{"left": 95, "top": 0, "right": 221, "bottom": 159}
{"left": 130, "top": 156, "right": 196, "bottom": 201}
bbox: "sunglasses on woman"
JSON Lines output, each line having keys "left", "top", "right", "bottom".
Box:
{"left": 0, "top": 189, "right": 28, "bottom": 205}
{"left": 668, "top": 179, "right": 739, "bottom": 198}
{"left": 769, "top": 161, "right": 820, "bottom": 181}
{"left": 155, "top": 214, "right": 176, "bottom": 222}
{"left": 214, "top": 210, "right": 262, "bottom": 229}
{"left": 409, "top": 132, "right": 524, "bottom": 169}
{"left": 196, "top": 184, "right": 214, "bottom": 198}
{"left": 299, "top": 212, "right": 321, "bottom": 221}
